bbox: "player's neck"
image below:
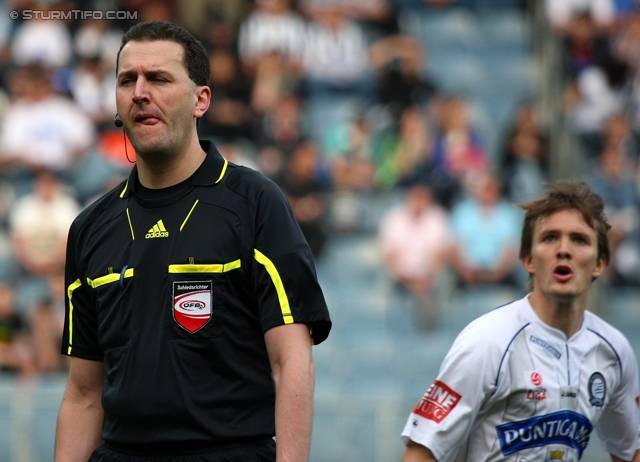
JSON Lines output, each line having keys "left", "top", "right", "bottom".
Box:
{"left": 137, "top": 135, "right": 206, "bottom": 189}
{"left": 528, "top": 290, "right": 588, "bottom": 340}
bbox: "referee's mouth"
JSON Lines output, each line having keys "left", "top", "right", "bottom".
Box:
{"left": 134, "top": 112, "right": 161, "bottom": 125}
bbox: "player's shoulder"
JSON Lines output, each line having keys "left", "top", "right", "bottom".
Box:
{"left": 456, "top": 297, "right": 531, "bottom": 349}
{"left": 584, "top": 310, "right": 636, "bottom": 357}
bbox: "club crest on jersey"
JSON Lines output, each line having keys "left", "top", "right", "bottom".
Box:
{"left": 545, "top": 448, "right": 566, "bottom": 461}
{"left": 496, "top": 410, "right": 592, "bottom": 458}
{"left": 173, "top": 281, "right": 212, "bottom": 333}
{"left": 412, "top": 380, "right": 461, "bottom": 423}
{"left": 588, "top": 372, "right": 606, "bottom": 407}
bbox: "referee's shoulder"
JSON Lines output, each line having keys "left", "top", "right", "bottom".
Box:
{"left": 72, "top": 179, "right": 129, "bottom": 233}
{"left": 223, "top": 163, "right": 284, "bottom": 201}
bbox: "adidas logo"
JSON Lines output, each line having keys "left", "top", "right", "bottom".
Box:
{"left": 145, "top": 220, "right": 169, "bottom": 239}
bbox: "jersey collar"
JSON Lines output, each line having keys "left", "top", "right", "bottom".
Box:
{"left": 119, "top": 140, "right": 228, "bottom": 199}
{"left": 523, "top": 294, "right": 589, "bottom": 343}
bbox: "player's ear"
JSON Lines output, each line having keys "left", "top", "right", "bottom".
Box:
{"left": 591, "top": 255, "right": 606, "bottom": 279}
{"left": 521, "top": 253, "right": 534, "bottom": 275}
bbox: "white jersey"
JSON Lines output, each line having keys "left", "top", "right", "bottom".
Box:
{"left": 402, "top": 295, "right": 640, "bottom": 461}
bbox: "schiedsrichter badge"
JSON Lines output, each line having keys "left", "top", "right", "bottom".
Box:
{"left": 588, "top": 372, "right": 606, "bottom": 407}
{"left": 173, "top": 281, "right": 212, "bottom": 333}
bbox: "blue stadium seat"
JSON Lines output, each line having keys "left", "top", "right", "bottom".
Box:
{"left": 399, "top": 9, "right": 480, "bottom": 49}
{"left": 477, "top": 10, "right": 531, "bottom": 51}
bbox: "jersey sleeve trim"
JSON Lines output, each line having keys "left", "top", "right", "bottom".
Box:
{"left": 66, "top": 278, "right": 83, "bottom": 355}
{"left": 254, "top": 249, "right": 294, "bottom": 325}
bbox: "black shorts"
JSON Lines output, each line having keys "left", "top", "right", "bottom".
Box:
{"left": 87, "top": 440, "right": 276, "bottom": 462}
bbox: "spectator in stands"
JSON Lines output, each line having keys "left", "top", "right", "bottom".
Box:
{"left": 0, "top": 283, "right": 34, "bottom": 376}
{"left": 449, "top": 172, "right": 522, "bottom": 287}
{"left": 429, "top": 95, "right": 489, "bottom": 207}
{"left": 71, "top": 56, "right": 117, "bottom": 124}
{"left": 501, "top": 130, "right": 549, "bottom": 204}
{"left": 611, "top": 14, "right": 640, "bottom": 129}
{"left": 9, "top": 169, "right": 80, "bottom": 277}
{"left": 300, "top": 0, "right": 374, "bottom": 100}
{"left": 563, "top": 65, "right": 623, "bottom": 158}
{"left": 250, "top": 51, "right": 298, "bottom": 116}
{"left": 369, "top": 34, "right": 437, "bottom": 120}
{"left": 29, "top": 297, "right": 67, "bottom": 373}
{"left": 376, "top": 104, "right": 432, "bottom": 190}
{"left": 198, "top": 47, "right": 254, "bottom": 142}
{"left": 256, "top": 145, "right": 287, "bottom": 182}
{"left": 500, "top": 102, "right": 549, "bottom": 203}
{"left": 238, "top": 0, "right": 306, "bottom": 75}
{"left": 256, "top": 93, "right": 306, "bottom": 153}
{"left": 323, "top": 112, "right": 377, "bottom": 191}
{"left": 561, "top": 13, "right": 612, "bottom": 78}
{"left": 588, "top": 142, "right": 640, "bottom": 285}
{"left": 339, "top": 0, "right": 397, "bottom": 40}
{"left": 545, "top": 0, "right": 616, "bottom": 35}
{"left": 0, "top": 64, "right": 95, "bottom": 175}
{"left": 277, "top": 140, "right": 329, "bottom": 257}
{"left": 379, "top": 181, "right": 450, "bottom": 329}
{"left": 602, "top": 112, "right": 640, "bottom": 162}
{"left": 176, "top": 0, "right": 250, "bottom": 40}
{"left": 11, "top": 6, "right": 72, "bottom": 68}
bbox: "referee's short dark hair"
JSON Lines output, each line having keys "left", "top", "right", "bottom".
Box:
{"left": 116, "top": 20, "right": 210, "bottom": 87}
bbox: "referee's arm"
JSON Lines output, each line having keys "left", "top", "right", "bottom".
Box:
{"left": 265, "top": 323, "right": 314, "bottom": 462}
{"left": 55, "top": 357, "right": 105, "bottom": 462}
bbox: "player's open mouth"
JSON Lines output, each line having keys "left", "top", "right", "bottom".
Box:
{"left": 553, "top": 264, "right": 573, "bottom": 282}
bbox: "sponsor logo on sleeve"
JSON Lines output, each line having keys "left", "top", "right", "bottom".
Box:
{"left": 412, "top": 380, "right": 462, "bottom": 423}
{"left": 588, "top": 372, "right": 606, "bottom": 407}
{"left": 529, "top": 335, "right": 562, "bottom": 359}
{"left": 496, "top": 410, "right": 593, "bottom": 458}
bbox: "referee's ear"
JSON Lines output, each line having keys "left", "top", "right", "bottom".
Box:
{"left": 194, "top": 85, "right": 211, "bottom": 122}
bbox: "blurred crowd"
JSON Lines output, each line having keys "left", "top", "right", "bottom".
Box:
{"left": 0, "top": 0, "right": 639, "bottom": 375}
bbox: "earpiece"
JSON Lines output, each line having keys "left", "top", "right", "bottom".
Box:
{"left": 114, "top": 114, "right": 123, "bottom": 128}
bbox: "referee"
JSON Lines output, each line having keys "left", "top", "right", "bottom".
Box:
{"left": 55, "top": 21, "right": 331, "bottom": 462}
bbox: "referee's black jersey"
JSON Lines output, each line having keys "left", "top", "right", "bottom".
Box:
{"left": 61, "top": 141, "right": 331, "bottom": 448}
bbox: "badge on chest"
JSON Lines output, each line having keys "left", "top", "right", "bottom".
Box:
{"left": 173, "top": 281, "right": 212, "bottom": 333}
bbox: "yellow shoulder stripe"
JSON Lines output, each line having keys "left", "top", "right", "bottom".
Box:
{"left": 168, "top": 260, "right": 241, "bottom": 273}
{"left": 254, "top": 249, "right": 293, "bottom": 324}
{"left": 216, "top": 158, "right": 228, "bottom": 184}
{"left": 66, "top": 279, "right": 83, "bottom": 355}
{"left": 180, "top": 200, "right": 199, "bottom": 231}
{"left": 126, "top": 208, "right": 135, "bottom": 240}
{"left": 120, "top": 180, "right": 129, "bottom": 198}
